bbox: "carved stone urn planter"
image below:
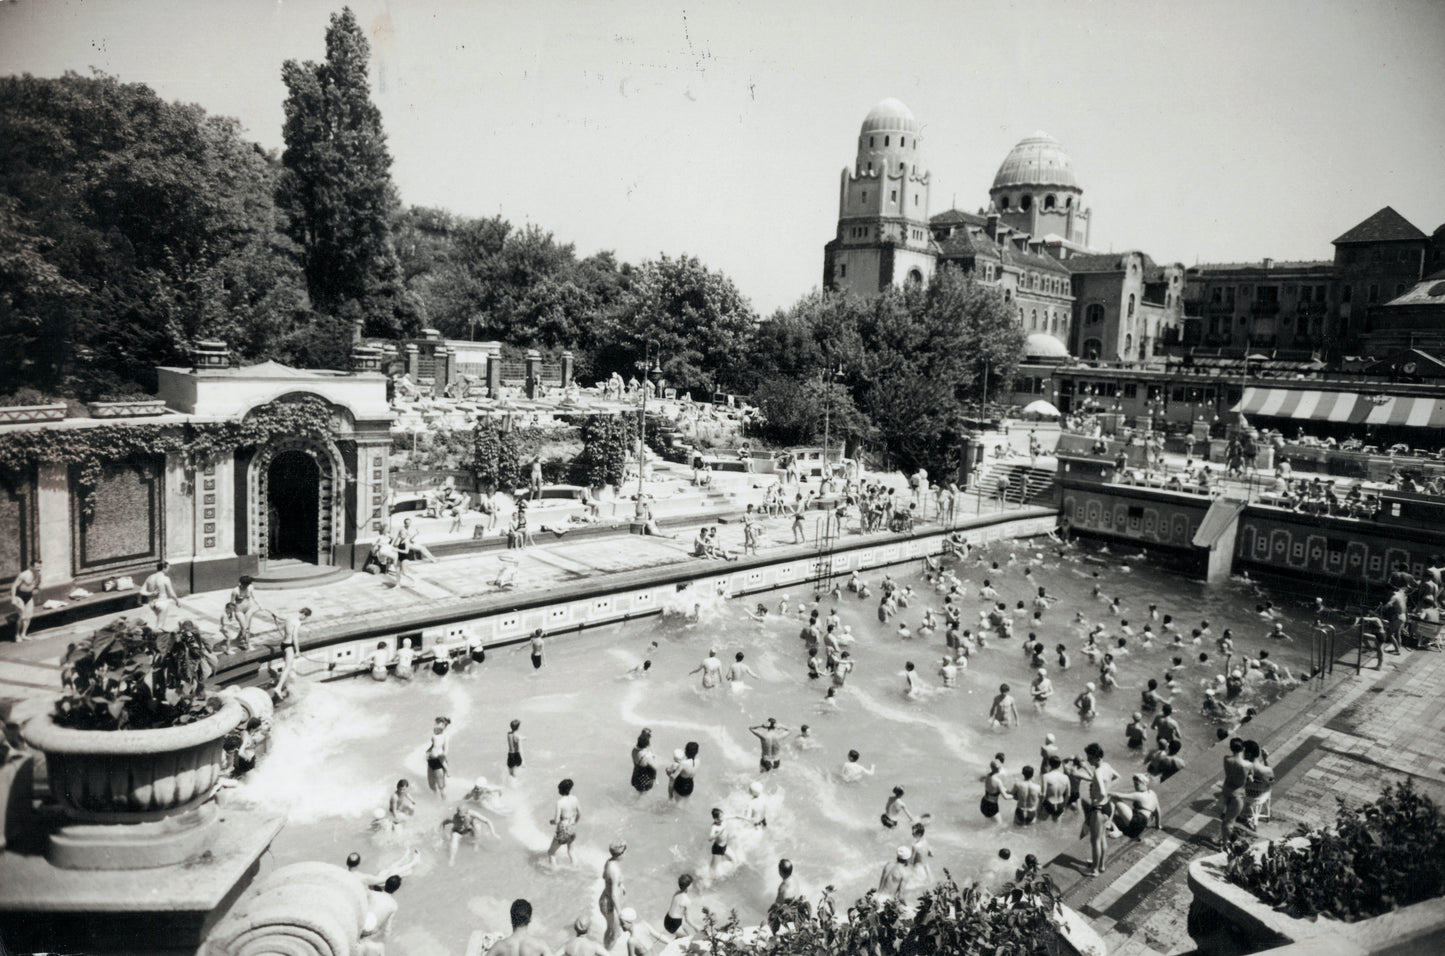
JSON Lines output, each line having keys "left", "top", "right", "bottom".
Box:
{"left": 86, "top": 399, "right": 167, "bottom": 419}
{"left": 22, "top": 696, "right": 244, "bottom": 869}
{"left": 0, "top": 402, "right": 67, "bottom": 425}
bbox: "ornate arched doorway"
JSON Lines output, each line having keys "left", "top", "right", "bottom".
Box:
{"left": 268, "top": 450, "right": 320, "bottom": 561}
{"left": 248, "top": 436, "right": 344, "bottom": 566}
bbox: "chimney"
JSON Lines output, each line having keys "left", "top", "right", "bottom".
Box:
{"left": 1262, "top": 257, "right": 1274, "bottom": 270}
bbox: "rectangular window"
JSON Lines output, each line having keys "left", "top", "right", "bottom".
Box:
{"left": 839, "top": 263, "right": 847, "bottom": 278}
{"left": 890, "top": 190, "right": 897, "bottom": 202}
{"left": 1299, "top": 286, "right": 1312, "bottom": 303}
{"left": 1211, "top": 288, "right": 1222, "bottom": 303}
{"left": 1369, "top": 284, "right": 1379, "bottom": 303}
{"left": 1123, "top": 383, "right": 1138, "bottom": 398}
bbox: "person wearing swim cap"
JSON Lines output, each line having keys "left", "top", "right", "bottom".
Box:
{"left": 560, "top": 913, "right": 608, "bottom": 956}
{"left": 877, "top": 846, "right": 912, "bottom": 900}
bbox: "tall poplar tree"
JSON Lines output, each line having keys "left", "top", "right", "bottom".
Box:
{"left": 279, "top": 7, "right": 410, "bottom": 337}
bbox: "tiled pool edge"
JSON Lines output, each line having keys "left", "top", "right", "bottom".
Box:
{"left": 257, "top": 507, "right": 1059, "bottom": 682}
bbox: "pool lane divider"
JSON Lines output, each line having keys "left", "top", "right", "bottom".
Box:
{"left": 212, "top": 507, "right": 1060, "bottom": 686}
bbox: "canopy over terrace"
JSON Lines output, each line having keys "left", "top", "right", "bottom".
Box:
{"left": 1231, "top": 387, "right": 1445, "bottom": 440}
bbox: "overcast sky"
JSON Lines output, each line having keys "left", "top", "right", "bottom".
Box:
{"left": 4, "top": 0, "right": 1444, "bottom": 315}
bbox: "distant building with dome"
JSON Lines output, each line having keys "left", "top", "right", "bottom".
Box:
{"left": 823, "top": 99, "right": 1185, "bottom": 364}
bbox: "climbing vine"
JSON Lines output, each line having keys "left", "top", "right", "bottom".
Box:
{"left": 0, "top": 397, "right": 336, "bottom": 515}
{"left": 576, "top": 413, "right": 637, "bottom": 490}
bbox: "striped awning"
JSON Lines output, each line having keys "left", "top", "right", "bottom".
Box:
{"left": 1231, "top": 387, "right": 1445, "bottom": 428}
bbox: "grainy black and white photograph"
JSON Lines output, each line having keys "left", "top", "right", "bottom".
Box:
{"left": 1, "top": 2, "right": 1445, "bottom": 954}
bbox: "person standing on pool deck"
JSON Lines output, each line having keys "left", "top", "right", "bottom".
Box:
{"left": 750, "top": 718, "right": 791, "bottom": 772}
{"left": 1220, "top": 737, "right": 1251, "bottom": 846}
{"left": 9, "top": 560, "right": 41, "bottom": 642}
{"left": 426, "top": 716, "right": 451, "bottom": 798}
{"left": 228, "top": 574, "right": 263, "bottom": 650}
{"left": 881, "top": 786, "right": 913, "bottom": 829}
{"left": 599, "top": 840, "right": 627, "bottom": 948}
{"left": 506, "top": 719, "right": 524, "bottom": 777}
{"left": 1081, "top": 742, "right": 1118, "bottom": 876}
{"left": 630, "top": 729, "right": 658, "bottom": 793}
{"left": 139, "top": 561, "right": 179, "bottom": 631}
{"left": 527, "top": 629, "right": 545, "bottom": 670}
{"left": 690, "top": 650, "right": 723, "bottom": 691}
{"left": 989, "top": 684, "right": 1019, "bottom": 728}
{"left": 547, "top": 778, "right": 582, "bottom": 865}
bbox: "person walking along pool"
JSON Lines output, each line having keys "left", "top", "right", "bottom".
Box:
{"left": 599, "top": 841, "right": 627, "bottom": 948}
{"left": 140, "top": 561, "right": 179, "bottom": 631}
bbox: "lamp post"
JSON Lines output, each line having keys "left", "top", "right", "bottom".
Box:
{"left": 634, "top": 347, "right": 662, "bottom": 520}
{"left": 821, "top": 360, "right": 843, "bottom": 494}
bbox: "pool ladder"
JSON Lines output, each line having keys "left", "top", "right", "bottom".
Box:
{"left": 811, "top": 513, "right": 839, "bottom": 598}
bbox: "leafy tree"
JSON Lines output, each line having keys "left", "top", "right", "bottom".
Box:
{"left": 279, "top": 7, "right": 409, "bottom": 338}
{"left": 0, "top": 71, "right": 308, "bottom": 396}
{"left": 590, "top": 254, "right": 757, "bottom": 394}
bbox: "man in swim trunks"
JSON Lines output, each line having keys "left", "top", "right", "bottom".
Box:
{"left": 600, "top": 840, "right": 627, "bottom": 948}
{"left": 750, "top": 718, "right": 791, "bottom": 772}
{"left": 630, "top": 729, "right": 658, "bottom": 793}
{"left": 1081, "top": 742, "right": 1118, "bottom": 876}
{"left": 1221, "top": 740, "right": 1252, "bottom": 839}
{"left": 140, "top": 561, "right": 178, "bottom": 631}
{"left": 1241, "top": 740, "right": 1273, "bottom": 830}
{"left": 507, "top": 718, "right": 524, "bottom": 777}
{"left": 882, "top": 786, "right": 912, "bottom": 829}
{"left": 663, "top": 874, "right": 697, "bottom": 936}
{"left": 547, "top": 777, "right": 581, "bottom": 865}
{"left": 426, "top": 716, "right": 451, "bottom": 798}
{"left": 443, "top": 803, "right": 497, "bottom": 864}
{"left": 989, "top": 684, "right": 1019, "bottom": 728}
{"left": 528, "top": 629, "right": 546, "bottom": 669}
{"left": 708, "top": 807, "right": 733, "bottom": 874}
{"left": 1040, "top": 756, "right": 1070, "bottom": 820}
{"left": 1007, "top": 765, "right": 1042, "bottom": 825}
{"left": 877, "top": 846, "right": 912, "bottom": 901}
{"left": 690, "top": 650, "right": 723, "bottom": 690}
{"left": 1030, "top": 668, "right": 1054, "bottom": 710}
{"left": 9, "top": 560, "right": 41, "bottom": 642}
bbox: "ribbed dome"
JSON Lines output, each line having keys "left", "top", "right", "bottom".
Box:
{"left": 1023, "top": 332, "right": 1070, "bottom": 361}
{"left": 992, "top": 131, "right": 1079, "bottom": 190}
{"left": 860, "top": 98, "right": 919, "bottom": 135}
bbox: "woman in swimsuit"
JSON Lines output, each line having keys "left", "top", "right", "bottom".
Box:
{"left": 671, "top": 742, "right": 699, "bottom": 799}
{"left": 630, "top": 729, "right": 658, "bottom": 793}
{"left": 881, "top": 786, "right": 912, "bottom": 829}
{"left": 426, "top": 717, "right": 451, "bottom": 797}
{"left": 10, "top": 561, "right": 41, "bottom": 642}
{"left": 663, "top": 874, "right": 695, "bottom": 936}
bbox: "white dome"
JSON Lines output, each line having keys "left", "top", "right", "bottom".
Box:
{"left": 860, "top": 98, "right": 919, "bottom": 135}
{"left": 993, "top": 132, "right": 1079, "bottom": 190}
{"left": 1024, "top": 333, "right": 1070, "bottom": 361}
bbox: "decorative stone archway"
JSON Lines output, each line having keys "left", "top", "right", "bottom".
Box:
{"left": 247, "top": 436, "right": 345, "bottom": 566}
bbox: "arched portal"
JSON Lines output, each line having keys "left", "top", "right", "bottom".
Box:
{"left": 267, "top": 451, "right": 320, "bottom": 561}
{"left": 247, "top": 434, "right": 344, "bottom": 566}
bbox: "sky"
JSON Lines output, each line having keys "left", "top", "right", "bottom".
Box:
{"left": 3, "top": 0, "right": 1445, "bottom": 316}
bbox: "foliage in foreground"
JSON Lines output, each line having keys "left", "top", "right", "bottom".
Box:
{"left": 56, "top": 617, "right": 220, "bottom": 731}
{"left": 1227, "top": 780, "right": 1445, "bottom": 922}
{"left": 698, "top": 871, "right": 1067, "bottom": 956}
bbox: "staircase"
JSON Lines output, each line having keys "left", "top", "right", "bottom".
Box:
{"left": 971, "top": 459, "right": 1059, "bottom": 505}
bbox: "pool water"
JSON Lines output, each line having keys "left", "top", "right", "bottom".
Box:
{"left": 243, "top": 538, "right": 1319, "bottom": 955}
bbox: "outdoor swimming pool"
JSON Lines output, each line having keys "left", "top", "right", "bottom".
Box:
{"left": 241, "top": 538, "right": 1320, "bottom": 955}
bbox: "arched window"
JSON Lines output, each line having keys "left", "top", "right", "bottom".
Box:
{"left": 1020, "top": 194, "right": 1033, "bottom": 211}
{"left": 907, "top": 268, "right": 923, "bottom": 285}
{"left": 1031, "top": 309, "right": 1038, "bottom": 329}
{"left": 1044, "top": 194, "right": 1056, "bottom": 210}
{"left": 1051, "top": 313, "right": 1060, "bottom": 334}
{"left": 867, "top": 162, "right": 873, "bottom": 173}
{"left": 869, "top": 136, "right": 875, "bottom": 147}
{"left": 1083, "top": 338, "right": 1102, "bottom": 361}
{"left": 1085, "top": 303, "right": 1105, "bottom": 326}
{"left": 884, "top": 135, "right": 890, "bottom": 146}
{"left": 1124, "top": 333, "right": 1132, "bottom": 355}
{"left": 1065, "top": 196, "right": 1073, "bottom": 209}
{"left": 900, "top": 137, "right": 906, "bottom": 147}
{"left": 1127, "top": 294, "right": 1136, "bottom": 318}
{"left": 1001, "top": 195, "right": 1011, "bottom": 210}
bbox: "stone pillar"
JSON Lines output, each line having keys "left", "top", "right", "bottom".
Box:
{"left": 191, "top": 340, "right": 230, "bottom": 371}
{"left": 486, "top": 346, "right": 502, "bottom": 398}
{"left": 525, "top": 349, "right": 542, "bottom": 399}
{"left": 35, "top": 463, "right": 72, "bottom": 588}
{"left": 350, "top": 345, "right": 382, "bottom": 373}
{"left": 438, "top": 345, "right": 457, "bottom": 395}
{"left": 404, "top": 344, "right": 421, "bottom": 383}
{"left": 561, "top": 351, "right": 574, "bottom": 388}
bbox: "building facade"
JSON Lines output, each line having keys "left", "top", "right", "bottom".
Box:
{"left": 1182, "top": 259, "right": 1334, "bottom": 354}
{"left": 823, "top": 101, "right": 1181, "bottom": 363}
{"left": 0, "top": 343, "right": 393, "bottom": 612}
